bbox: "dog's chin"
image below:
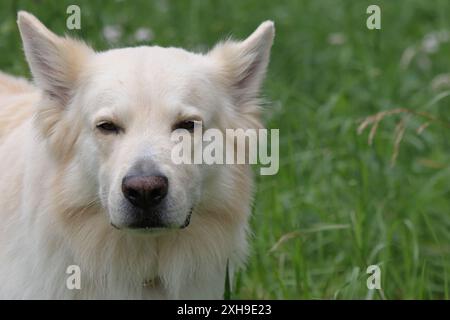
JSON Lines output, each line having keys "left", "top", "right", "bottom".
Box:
{"left": 123, "top": 227, "right": 177, "bottom": 236}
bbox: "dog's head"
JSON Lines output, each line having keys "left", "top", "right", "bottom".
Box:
{"left": 17, "top": 12, "right": 274, "bottom": 232}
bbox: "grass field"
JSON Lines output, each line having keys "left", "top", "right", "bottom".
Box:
{"left": 0, "top": 0, "right": 449, "bottom": 299}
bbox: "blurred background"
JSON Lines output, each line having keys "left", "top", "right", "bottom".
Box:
{"left": 0, "top": 0, "right": 449, "bottom": 299}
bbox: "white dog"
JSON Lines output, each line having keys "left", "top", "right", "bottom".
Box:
{"left": 0, "top": 11, "right": 274, "bottom": 299}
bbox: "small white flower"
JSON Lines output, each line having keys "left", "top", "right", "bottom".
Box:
{"left": 134, "top": 27, "right": 154, "bottom": 43}
{"left": 327, "top": 33, "right": 346, "bottom": 46}
{"left": 102, "top": 25, "right": 123, "bottom": 44}
{"left": 422, "top": 33, "right": 439, "bottom": 54}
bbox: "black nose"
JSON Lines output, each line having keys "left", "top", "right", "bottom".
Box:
{"left": 122, "top": 175, "right": 169, "bottom": 209}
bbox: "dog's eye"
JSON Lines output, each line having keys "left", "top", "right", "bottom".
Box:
{"left": 173, "top": 120, "right": 196, "bottom": 132}
{"left": 96, "top": 121, "right": 121, "bottom": 134}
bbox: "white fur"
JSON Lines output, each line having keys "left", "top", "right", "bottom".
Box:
{"left": 0, "top": 11, "right": 274, "bottom": 299}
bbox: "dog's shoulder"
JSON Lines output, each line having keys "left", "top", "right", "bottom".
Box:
{"left": 0, "top": 72, "right": 38, "bottom": 141}
{"left": 0, "top": 71, "right": 34, "bottom": 95}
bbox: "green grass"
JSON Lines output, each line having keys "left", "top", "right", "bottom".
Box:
{"left": 1, "top": 0, "right": 449, "bottom": 299}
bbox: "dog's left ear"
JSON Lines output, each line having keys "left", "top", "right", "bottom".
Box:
{"left": 209, "top": 21, "right": 275, "bottom": 105}
{"left": 17, "top": 11, "right": 93, "bottom": 105}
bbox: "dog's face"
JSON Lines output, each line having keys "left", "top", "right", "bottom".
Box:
{"left": 17, "top": 12, "right": 274, "bottom": 232}
{"left": 78, "top": 49, "right": 214, "bottom": 230}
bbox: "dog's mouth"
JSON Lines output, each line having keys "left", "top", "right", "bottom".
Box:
{"left": 179, "top": 208, "right": 193, "bottom": 229}
{"left": 110, "top": 207, "right": 194, "bottom": 232}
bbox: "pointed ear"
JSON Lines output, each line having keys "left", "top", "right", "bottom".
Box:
{"left": 17, "top": 11, "right": 93, "bottom": 104}
{"left": 209, "top": 21, "right": 275, "bottom": 105}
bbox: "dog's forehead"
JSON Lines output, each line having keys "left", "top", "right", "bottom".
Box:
{"left": 81, "top": 46, "right": 220, "bottom": 117}
{"left": 88, "top": 46, "right": 213, "bottom": 96}
{"left": 80, "top": 46, "right": 222, "bottom": 121}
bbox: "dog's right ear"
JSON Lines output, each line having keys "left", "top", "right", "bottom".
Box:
{"left": 17, "top": 11, "right": 93, "bottom": 105}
